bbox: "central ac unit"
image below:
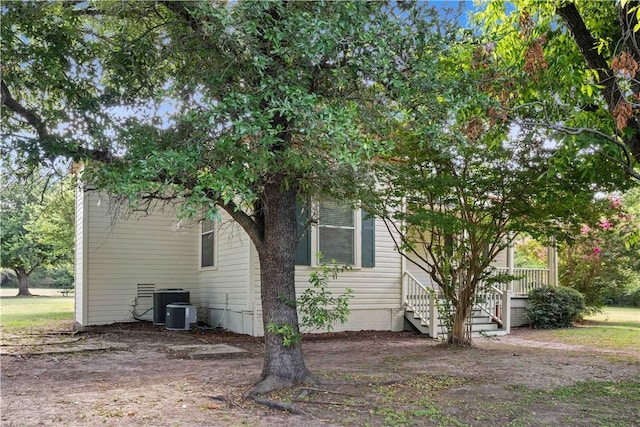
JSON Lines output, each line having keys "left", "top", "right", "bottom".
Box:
{"left": 152, "top": 289, "right": 190, "bottom": 325}
{"left": 165, "top": 302, "right": 197, "bottom": 331}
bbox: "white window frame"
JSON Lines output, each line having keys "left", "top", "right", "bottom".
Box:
{"left": 310, "top": 200, "right": 362, "bottom": 268}
{"left": 199, "top": 219, "right": 217, "bottom": 270}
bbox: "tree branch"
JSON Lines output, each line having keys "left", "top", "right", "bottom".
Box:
{"left": 618, "top": 1, "right": 640, "bottom": 72}
{"left": 220, "top": 200, "right": 264, "bottom": 250}
{"left": 1, "top": 80, "right": 112, "bottom": 162}
{"left": 556, "top": 2, "right": 640, "bottom": 163}
{"left": 518, "top": 118, "right": 640, "bottom": 180}
{"left": 161, "top": 1, "right": 202, "bottom": 33}
{"left": 1, "top": 80, "right": 48, "bottom": 140}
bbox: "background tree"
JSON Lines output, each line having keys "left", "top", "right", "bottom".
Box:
{"left": 1, "top": 1, "right": 445, "bottom": 393}
{"left": 474, "top": 0, "right": 640, "bottom": 308}
{"left": 560, "top": 192, "right": 640, "bottom": 308}
{"left": 474, "top": 0, "right": 640, "bottom": 180}
{"left": 514, "top": 237, "right": 547, "bottom": 268}
{"left": 0, "top": 168, "right": 75, "bottom": 296}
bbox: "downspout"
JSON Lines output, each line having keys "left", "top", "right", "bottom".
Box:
{"left": 401, "top": 246, "right": 407, "bottom": 308}
{"left": 248, "top": 237, "right": 256, "bottom": 336}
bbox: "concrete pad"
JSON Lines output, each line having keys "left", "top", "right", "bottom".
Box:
{"left": 166, "top": 344, "right": 248, "bottom": 360}
{"left": 0, "top": 342, "right": 130, "bottom": 356}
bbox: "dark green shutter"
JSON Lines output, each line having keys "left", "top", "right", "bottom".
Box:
{"left": 295, "top": 200, "right": 311, "bottom": 265}
{"left": 445, "top": 234, "right": 454, "bottom": 257}
{"left": 361, "top": 210, "right": 375, "bottom": 267}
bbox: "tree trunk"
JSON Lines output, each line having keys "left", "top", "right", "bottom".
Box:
{"left": 252, "top": 181, "right": 315, "bottom": 394}
{"left": 15, "top": 267, "right": 32, "bottom": 297}
{"left": 448, "top": 301, "right": 471, "bottom": 346}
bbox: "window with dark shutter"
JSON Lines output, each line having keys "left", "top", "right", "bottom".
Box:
{"left": 294, "top": 198, "right": 376, "bottom": 268}
{"left": 361, "top": 210, "right": 375, "bottom": 267}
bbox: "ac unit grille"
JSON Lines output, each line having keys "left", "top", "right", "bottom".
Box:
{"left": 137, "top": 283, "right": 156, "bottom": 299}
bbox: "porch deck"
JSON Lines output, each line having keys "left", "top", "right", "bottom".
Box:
{"left": 494, "top": 267, "right": 549, "bottom": 296}
{"left": 403, "top": 267, "right": 551, "bottom": 338}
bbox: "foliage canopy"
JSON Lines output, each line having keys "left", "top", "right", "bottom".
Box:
{"left": 1, "top": 0, "right": 450, "bottom": 392}
{"left": 474, "top": 0, "right": 640, "bottom": 180}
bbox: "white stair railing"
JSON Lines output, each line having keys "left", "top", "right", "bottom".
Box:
{"left": 474, "top": 285, "right": 504, "bottom": 327}
{"left": 403, "top": 272, "right": 439, "bottom": 337}
{"left": 404, "top": 272, "right": 513, "bottom": 338}
{"left": 403, "top": 272, "right": 512, "bottom": 336}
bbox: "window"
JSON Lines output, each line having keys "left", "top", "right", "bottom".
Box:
{"left": 318, "top": 199, "right": 355, "bottom": 265}
{"left": 295, "top": 199, "right": 375, "bottom": 268}
{"left": 200, "top": 219, "right": 215, "bottom": 268}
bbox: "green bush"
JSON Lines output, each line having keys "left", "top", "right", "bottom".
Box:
{"left": 1, "top": 270, "right": 18, "bottom": 287}
{"left": 627, "top": 288, "right": 640, "bottom": 307}
{"left": 608, "top": 287, "right": 640, "bottom": 307}
{"left": 527, "top": 286, "right": 586, "bottom": 329}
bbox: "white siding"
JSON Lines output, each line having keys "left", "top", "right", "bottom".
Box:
{"left": 199, "top": 215, "right": 253, "bottom": 333}
{"left": 492, "top": 249, "right": 507, "bottom": 268}
{"left": 406, "top": 244, "right": 510, "bottom": 288}
{"left": 247, "top": 217, "right": 404, "bottom": 336}
{"left": 82, "top": 193, "right": 199, "bottom": 325}
{"left": 80, "top": 196, "right": 405, "bottom": 334}
{"left": 510, "top": 297, "right": 529, "bottom": 327}
{"left": 405, "top": 247, "right": 435, "bottom": 287}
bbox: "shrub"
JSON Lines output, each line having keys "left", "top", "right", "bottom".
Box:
{"left": 627, "top": 288, "right": 640, "bottom": 307}
{"left": 1, "top": 270, "right": 18, "bottom": 288}
{"left": 609, "top": 287, "right": 640, "bottom": 307}
{"left": 527, "top": 286, "right": 586, "bottom": 329}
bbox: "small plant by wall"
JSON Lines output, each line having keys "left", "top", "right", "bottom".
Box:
{"left": 269, "top": 261, "right": 353, "bottom": 346}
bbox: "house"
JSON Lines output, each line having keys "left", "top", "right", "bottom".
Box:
{"left": 74, "top": 186, "right": 556, "bottom": 337}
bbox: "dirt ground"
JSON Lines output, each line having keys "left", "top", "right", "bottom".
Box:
{"left": 1, "top": 322, "right": 639, "bottom": 427}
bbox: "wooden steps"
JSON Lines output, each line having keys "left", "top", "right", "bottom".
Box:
{"left": 404, "top": 306, "right": 506, "bottom": 338}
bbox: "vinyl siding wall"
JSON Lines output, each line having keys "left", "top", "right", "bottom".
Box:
{"left": 80, "top": 196, "right": 403, "bottom": 333}
{"left": 200, "top": 215, "right": 254, "bottom": 335}
{"left": 249, "top": 217, "right": 404, "bottom": 336}
{"left": 81, "top": 192, "right": 199, "bottom": 325}
{"left": 406, "top": 244, "right": 510, "bottom": 288}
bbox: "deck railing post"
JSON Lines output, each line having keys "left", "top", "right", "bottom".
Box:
{"left": 402, "top": 271, "right": 408, "bottom": 309}
{"left": 547, "top": 239, "right": 558, "bottom": 286}
{"left": 502, "top": 289, "right": 512, "bottom": 334}
{"left": 506, "top": 232, "right": 515, "bottom": 292}
{"left": 428, "top": 294, "right": 439, "bottom": 338}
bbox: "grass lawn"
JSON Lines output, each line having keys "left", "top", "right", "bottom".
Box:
{"left": 0, "top": 288, "right": 74, "bottom": 332}
{"left": 544, "top": 306, "right": 640, "bottom": 353}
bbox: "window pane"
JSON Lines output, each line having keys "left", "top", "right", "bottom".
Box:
{"left": 201, "top": 232, "right": 214, "bottom": 268}
{"left": 319, "top": 227, "right": 354, "bottom": 264}
{"left": 319, "top": 200, "right": 353, "bottom": 227}
{"left": 202, "top": 219, "right": 215, "bottom": 233}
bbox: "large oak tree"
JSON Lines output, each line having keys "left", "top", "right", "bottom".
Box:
{"left": 1, "top": 1, "right": 445, "bottom": 393}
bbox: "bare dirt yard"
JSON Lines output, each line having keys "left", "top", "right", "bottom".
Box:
{"left": 2, "top": 322, "right": 639, "bottom": 427}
